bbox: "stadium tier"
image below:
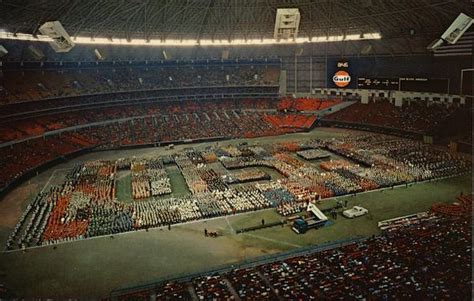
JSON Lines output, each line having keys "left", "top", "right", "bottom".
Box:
{"left": 323, "top": 100, "right": 458, "bottom": 134}
{"left": 1, "top": 60, "right": 280, "bottom": 104}
{"left": 277, "top": 97, "right": 342, "bottom": 111}
{"left": 322, "top": 100, "right": 472, "bottom": 140}
{"left": 0, "top": 95, "right": 471, "bottom": 199}
{"left": 0, "top": 96, "right": 352, "bottom": 194}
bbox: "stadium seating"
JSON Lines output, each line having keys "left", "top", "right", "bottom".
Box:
{"left": 2, "top": 65, "right": 280, "bottom": 104}
{"left": 0, "top": 95, "right": 340, "bottom": 192}
{"left": 0, "top": 99, "right": 283, "bottom": 143}
{"left": 0, "top": 111, "right": 312, "bottom": 191}
{"left": 323, "top": 100, "right": 468, "bottom": 135}
{"left": 263, "top": 114, "right": 317, "bottom": 129}
{"left": 277, "top": 97, "right": 342, "bottom": 111}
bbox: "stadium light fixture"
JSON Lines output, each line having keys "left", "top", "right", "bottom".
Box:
{"left": 0, "top": 31, "right": 382, "bottom": 46}
{"left": 362, "top": 32, "right": 381, "bottom": 39}
{"left": 327, "top": 35, "right": 345, "bottom": 42}
{"left": 312, "top": 36, "right": 328, "bottom": 42}
{"left": 345, "top": 34, "right": 363, "bottom": 40}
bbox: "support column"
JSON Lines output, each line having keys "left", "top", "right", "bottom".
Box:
{"left": 309, "top": 56, "right": 313, "bottom": 94}
{"left": 279, "top": 70, "right": 287, "bottom": 95}
{"left": 360, "top": 90, "right": 369, "bottom": 104}
{"left": 392, "top": 91, "right": 404, "bottom": 107}
{"left": 294, "top": 54, "right": 298, "bottom": 94}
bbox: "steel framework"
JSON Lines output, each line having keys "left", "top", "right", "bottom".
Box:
{"left": 0, "top": 0, "right": 471, "bottom": 42}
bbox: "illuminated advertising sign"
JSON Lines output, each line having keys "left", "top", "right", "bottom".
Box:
{"left": 333, "top": 70, "right": 351, "bottom": 88}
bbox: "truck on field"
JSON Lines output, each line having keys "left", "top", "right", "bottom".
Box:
{"left": 292, "top": 203, "right": 329, "bottom": 234}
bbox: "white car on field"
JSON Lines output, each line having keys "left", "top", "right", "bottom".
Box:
{"left": 343, "top": 206, "right": 368, "bottom": 218}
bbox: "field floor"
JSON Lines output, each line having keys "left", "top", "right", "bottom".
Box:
{"left": 0, "top": 127, "right": 471, "bottom": 298}
{"left": 116, "top": 170, "right": 133, "bottom": 203}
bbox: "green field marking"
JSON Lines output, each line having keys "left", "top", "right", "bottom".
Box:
{"left": 166, "top": 165, "right": 191, "bottom": 197}
{"left": 116, "top": 171, "right": 133, "bottom": 203}
{"left": 256, "top": 166, "right": 285, "bottom": 180}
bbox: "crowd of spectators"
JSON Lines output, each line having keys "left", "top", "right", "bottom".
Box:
{"left": 323, "top": 100, "right": 465, "bottom": 134}
{"left": 0, "top": 96, "right": 347, "bottom": 193}
{"left": 263, "top": 114, "right": 317, "bottom": 129}
{"left": 193, "top": 275, "right": 234, "bottom": 300}
{"left": 130, "top": 160, "right": 171, "bottom": 199}
{"left": 8, "top": 148, "right": 280, "bottom": 248}
{"left": 6, "top": 161, "right": 120, "bottom": 248}
{"left": 2, "top": 65, "right": 280, "bottom": 104}
{"left": 277, "top": 98, "right": 342, "bottom": 112}
{"left": 6, "top": 133, "right": 469, "bottom": 249}
{"left": 0, "top": 99, "right": 279, "bottom": 143}
{"left": 0, "top": 131, "right": 97, "bottom": 191}
{"left": 321, "top": 134, "right": 469, "bottom": 182}
{"left": 0, "top": 95, "right": 338, "bottom": 192}
{"left": 112, "top": 196, "right": 471, "bottom": 300}
{"left": 218, "top": 134, "right": 468, "bottom": 213}
{"left": 131, "top": 184, "right": 274, "bottom": 230}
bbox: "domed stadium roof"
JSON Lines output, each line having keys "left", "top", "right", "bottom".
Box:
{"left": 0, "top": 0, "right": 471, "bottom": 41}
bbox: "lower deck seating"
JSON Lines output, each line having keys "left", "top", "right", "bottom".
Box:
{"left": 263, "top": 114, "right": 317, "bottom": 129}
{"left": 0, "top": 99, "right": 280, "bottom": 143}
{"left": 323, "top": 100, "right": 465, "bottom": 134}
{"left": 277, "top": 97, "right": 342, "bottom": 111}
{"left": 0, "top": 133, "right": 97, "bottom": 190}
{"left": 0, "top": 110, "right": 312, "bottom": 191}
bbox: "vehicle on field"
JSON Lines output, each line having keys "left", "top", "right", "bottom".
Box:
{"left": 342, "top": 206, "right": 368, "bottom": 218}
{"left": 292, "top": 203, "right": 328, "bottom": 234}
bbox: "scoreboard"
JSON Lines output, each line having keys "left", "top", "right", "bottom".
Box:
{"left": 357, "top": 77, "right": 450, "bottom": 93}
{"left": 357, "top": 77, "right": 399, "bottom": 90}
{"left": 399, "top": 77, "right": 449, "bottom": 94}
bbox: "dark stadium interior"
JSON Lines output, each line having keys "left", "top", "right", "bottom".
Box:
{"left": 0, "top": 0, "right": 472, "bottom": 299}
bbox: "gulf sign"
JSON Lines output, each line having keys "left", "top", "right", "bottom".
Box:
{"left": 333, "top": 70, "right": 351, "bottom": 88}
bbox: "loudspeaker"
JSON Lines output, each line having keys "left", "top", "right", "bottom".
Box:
{"left": 427, "top": 38, "right": 444, "bottom": 51}
{"left": 442, "top": 13, "right": 473, "bottom": 44}
{"left": 361, "top": 44, "right": 373, "bottom": 55}
{"left": 94, "top": 49, "right": 104, "bottom": 60}
{"left": 221, "top": 49, "right": 229, "bottom": 60}
{"left": 0, "top": 45, "right": 8, "bottom": 58}
{"left": 38, "top": 21, "right": 74, "bottom": 52}
{"left": 274, "top": 8, "right": 301, "bottom": 39}
{"left": 28, "top": 45, "right": 45, "bottom": 60}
